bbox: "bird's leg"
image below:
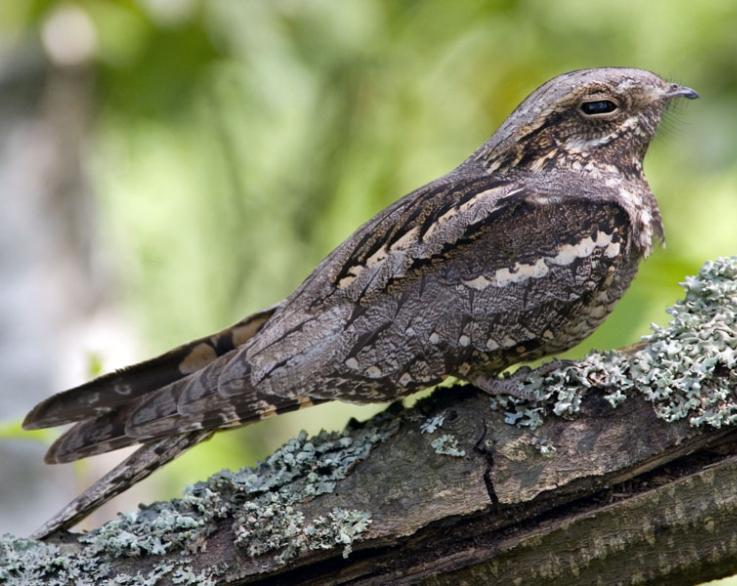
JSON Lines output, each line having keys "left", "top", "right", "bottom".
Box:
{"left": 467, "top": 368, "right": 537, "bottom": 402}
{"left": 468, "top": 359, "right": 576, "bottom": 402}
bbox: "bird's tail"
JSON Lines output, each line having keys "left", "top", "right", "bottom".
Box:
{"left": 22, "top": 302, "right": 316, "bottom": 538}
{"left": 23, "top": 303, "right": 282, "bottom": 432}
{"left": 31, "top": 429, "right": 213, "bottom": 540}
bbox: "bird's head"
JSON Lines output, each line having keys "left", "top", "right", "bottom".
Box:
{"left": 477, "top": 67, "right": 698, "bottom": 177}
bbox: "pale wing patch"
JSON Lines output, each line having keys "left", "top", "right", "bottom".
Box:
{"left": 297, "top": 395, "right": 314, "bottom": 408}
{"left": 423, "top": 208, "right": 458, "bottom": 241}
{"left": 366, "top": 365, "right": 382, "bottom": 378}
{"left": 424, "top": 187, "right": 509, "bottom": 241}
{"left": 398, "top": 372, "right": 413, "bottom": 386}
{"left": 605, "top": 242, "right": 621, "bottom": 258}
{"left": 338, "top": 228, "right": 419, "bottom": 290}
{"left": 595, "top": 231, "right": 612, "bottom": 246}
{"left": 491, "top": 257, "right": 550, "bottom": 284}
{"left": 338, "top": 266, "right": 365, "bottom": 289}
{"left": 528, "top": 151, "right": 557, "bottom": 171}
{"left": 257, "top": 401, "right": 278, "bottom": 420}
{"left": 550, "top": 236, "right": 596, "bottom": 266}
{"left": 501, "top": 335, "right": 518, "bottom": 347}
{"left": 389, "top": 227, "right": 418, "bottom": 252}
{"left": 340, "top": 186, "right": 514, "bottom": 290}
{"left": 366, "top": 247, "right": 388, "bottom": 269}
{"left": 179, "top": 343, "right": 218, "bottom": 375}
{"left": 463, "top": 275, "right": 492, "bottom": 290}
{"left": 231, "top": 319, "right": 268, "bottom": 347}
{"left": 463, "top": 232, "right": 617, "bottom": 291}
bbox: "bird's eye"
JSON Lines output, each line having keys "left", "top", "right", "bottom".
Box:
{"left": 580, "top": 99, "right": 618, "bottom": 116}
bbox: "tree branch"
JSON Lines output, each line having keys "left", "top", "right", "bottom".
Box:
{"left": 3, "top": 256, "right": 737, "bottom": 586}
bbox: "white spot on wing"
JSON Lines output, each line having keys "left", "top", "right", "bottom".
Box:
{"left": 366, "top": 365, "right": 382, "bottom": 378}
{"left": 338, "top": 265, "right": 365, "bottom": 289}
{"left": 595, "top": 231, "right": 612, "bottom": 246}
{"left": 390, "top": 227, "right": 418, "bottom": 252}
{"left": 366, "top": 247, "right": 388, "bottom": 268}
{"left": 462, "top": 232, "right": 617, "bottom": 291}
{"left": 463, "top": 275, "right": 492, "bottom": 290}
{"left": 297, "top": 396, "right": 313, "bottom": 408}
{"left": 550, "top": 236, "right": 596, "bottom": 266}
{"left": 605, "top": 241, "right": 621, "bottom": 258}
{"left": 338, "top": 275, "right": 357, "bottom": 288}
{"left": 424, "top": 187, "right": 506, "bottom": 241}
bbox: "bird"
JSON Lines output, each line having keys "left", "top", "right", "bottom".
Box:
{"left": 23, "top": 67, "right": 698, "bottom": 539}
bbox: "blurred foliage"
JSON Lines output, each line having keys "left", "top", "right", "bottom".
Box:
{"left": 1, "top": 0, "right": 737, "bottom": 509}
{"left": 0, "top": 420, "right": 50, "bottom": 443}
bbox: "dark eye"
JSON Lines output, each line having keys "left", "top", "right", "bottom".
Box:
{"left": 580, "top": 99, "right": 618, "bottom": 116}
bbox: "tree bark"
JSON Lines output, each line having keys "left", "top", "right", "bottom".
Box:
{"left": 5, "top": 377, "right": 737, "bottom": 585}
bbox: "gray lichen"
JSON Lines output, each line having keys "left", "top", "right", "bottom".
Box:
{"left": 532, "top": 437, "right": 557, "bottom": 457}
{"left": 430, "top": 434, "right": 466, "bottom": 458}
{"left": 81, "top": 414, "right": 396, "bottom": 566}
{"left": 0, "top": 535, "right": 108, "bottom": 586}
{"left": 420, "top": 413, "right": 446, "bottom": 434}
{"left": 0, "top": 413, "right": 399, "bottom": 584}
{"left": 235, "top": 506, "right": 371, "bottom": 561}
{"left": 496, "top": 256, "right": 737, "bottom": 429}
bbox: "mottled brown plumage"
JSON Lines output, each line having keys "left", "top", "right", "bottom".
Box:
{"left": 23, "top": 67, "right": 698, "bottom": 538}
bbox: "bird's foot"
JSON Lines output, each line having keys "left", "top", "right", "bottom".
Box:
{"left": 468, "top": 359, "right": 576, "bottom": 403}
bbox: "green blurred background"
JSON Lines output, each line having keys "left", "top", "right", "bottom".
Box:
{"left": 0, "top": 0, "right": 735, "bottom": 557}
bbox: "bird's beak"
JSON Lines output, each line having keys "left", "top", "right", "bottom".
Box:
{"left": 664, "top": 84, "right": 700, "bottom": 100}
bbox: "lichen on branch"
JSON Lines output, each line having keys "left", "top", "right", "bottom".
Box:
{"left": 0, "top": 413, "right": 400, "bottom": 585}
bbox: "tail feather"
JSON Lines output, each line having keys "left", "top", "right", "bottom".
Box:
{"left": 45, "top": 411, "right": 131, "bottom": 464}
{"left": 32, "top": 430, "right": 213, "bottom": 539}
{"left": 44, "top": 353, "right": 239, "bottom": 463}
{"left": 23, "top": 304, "right": 281, "bottom": 430}
{"left": 35, "top": 301, "right": 320, "bottom": 464}
{"left": 127, "top": 394, "right": 324, "bottom": 440}
{"left": 23, "top": 300, "right": 328, "bottom": 538}
{"left": 46, "top": 363, "right": 324, "bottom": 463}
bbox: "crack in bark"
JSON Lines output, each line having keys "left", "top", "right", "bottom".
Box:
{"left": 472, "top": 417, "right": 499, "bottom": 507}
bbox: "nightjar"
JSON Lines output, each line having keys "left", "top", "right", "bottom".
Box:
{"left": 23, "top": 67, "right": 698, "bottom": 538}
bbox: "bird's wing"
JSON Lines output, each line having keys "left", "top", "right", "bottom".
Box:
{"left": 216, "top": 170, "right": 633, "bottom": 396}
{"left": 38, "top": 172, "right": 524, "bottom": 463}
{"left": 23, "top": 303, "right": 283, "bottom": 430}
{"left": 285, "top": 171, "right": 519, "bottom": 306}
{"left": 215, "top": 172, "right": 522, "bottom": 384}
